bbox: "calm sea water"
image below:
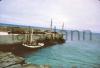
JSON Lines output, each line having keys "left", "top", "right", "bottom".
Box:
{"left": 24, "top": 33, "right": 100, "bottom": 68}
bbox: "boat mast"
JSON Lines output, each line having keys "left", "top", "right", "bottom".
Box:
{"left": 61, "top": 22, "right": 64, "bottom": 38}
{"left": 62, "top": 22, "right": 64, "bottom": 31}
{"left": 50, "top": 19, "right": 52, "bottom": 31}
{"left": 29, "top": 27, "right": 33, "bottom": 44}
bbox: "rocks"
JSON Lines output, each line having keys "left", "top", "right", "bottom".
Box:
{"left": 6, "top": 64, "right": 22, "bottom": 68}
{"left": 22, "top": 64, "right": 51, "bottom": 68}
{"left": 0, "top": 51, "right": 24, "bottom": 68}
{"left": 0, "top": 51, "right": 51, "bottom": 68}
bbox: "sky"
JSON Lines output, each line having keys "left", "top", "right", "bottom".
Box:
{"left": 0, "top": 0, "right": 100, "bottom": 32}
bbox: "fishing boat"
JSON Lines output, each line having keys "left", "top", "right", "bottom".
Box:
{"left": 22, "top": 28, "right": 44, "bottom": 48}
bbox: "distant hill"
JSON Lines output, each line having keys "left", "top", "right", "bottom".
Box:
{"left": 0, "top": 23, "right": 26, "bottom": 27}
{"left": 0, "top": 23, "right": 50, "bottom": 30}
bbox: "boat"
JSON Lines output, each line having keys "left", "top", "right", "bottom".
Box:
{"left": 22, "top": 27, "right": 44, "bottom": 48}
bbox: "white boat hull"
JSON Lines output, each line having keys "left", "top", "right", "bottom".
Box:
{"left": 22, "top": 43, "right": 44, "bottom": 48}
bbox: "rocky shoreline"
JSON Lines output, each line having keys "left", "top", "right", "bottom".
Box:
{"left": 0, "top": 51, "right": 51, "bottom": 68}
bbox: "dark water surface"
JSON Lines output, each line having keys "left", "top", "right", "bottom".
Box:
{"left": 24, "top": 33, "right": 100, "bottom": 68}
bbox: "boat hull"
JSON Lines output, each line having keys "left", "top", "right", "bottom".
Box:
{"left": 22, "top": 43, "right": 44, "bottom": 48}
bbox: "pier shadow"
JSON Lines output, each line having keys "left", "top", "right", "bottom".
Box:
{"left": 0, "top": 43, "right": 41, "bottom": 56}
{"left": 0, "top": 39, "right": 65, "bottom": 56}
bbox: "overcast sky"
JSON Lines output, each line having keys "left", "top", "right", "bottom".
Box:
{"left": 0, "top": 0, "right": 100, "bottom": 32}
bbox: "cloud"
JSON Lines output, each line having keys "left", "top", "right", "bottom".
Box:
{"left": 0, "top": 0, "right": 100, "bottom": 32}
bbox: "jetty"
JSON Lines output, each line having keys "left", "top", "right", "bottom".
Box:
{"left": 0, "top": 21, "right": 65, "bottom": 49}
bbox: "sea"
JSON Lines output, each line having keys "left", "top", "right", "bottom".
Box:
{"left": 24, "top": 31, "right": 100, "bottom": 68}
{"left": 0, "top": 23, "right": 100, "bottom": 68}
